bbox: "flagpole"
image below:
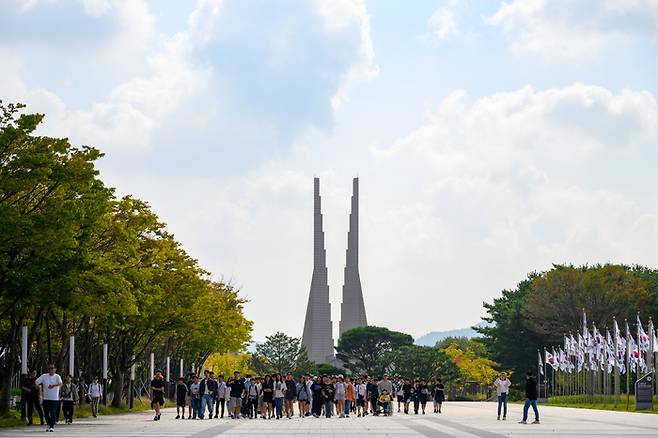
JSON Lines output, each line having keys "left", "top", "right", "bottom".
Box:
{"left": 613, "top": 317, "right": 620, "bottom": 405}
{"left": 637, "top": 313, "right": 642, "bottom": 385}
{"left": 625, "top": 319, "right": 630, "bottom": 411}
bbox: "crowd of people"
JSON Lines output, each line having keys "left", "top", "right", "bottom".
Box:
{"left": 19, "top": 363, "right": 540, "bottom": 433}
{"left": 156, "top": 370, "right": 447, "bottom": 421}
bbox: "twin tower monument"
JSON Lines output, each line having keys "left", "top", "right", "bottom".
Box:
{"left": 301, "top": 177, "right": 368, "bottom": 364}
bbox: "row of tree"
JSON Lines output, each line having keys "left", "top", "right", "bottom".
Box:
{"left": 477, "top": 264, "right": 658, "bottom": 386}
{"left": 0, "top": 102, "right": 253, "bottom": 412}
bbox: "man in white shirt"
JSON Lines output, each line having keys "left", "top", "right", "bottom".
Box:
{"left": 36, "top": 364, "right": 62, "bottom": 432}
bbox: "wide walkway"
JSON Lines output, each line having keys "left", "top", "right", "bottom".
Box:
{"left": 2, "top": 402, "right": 657, "bottom": 437}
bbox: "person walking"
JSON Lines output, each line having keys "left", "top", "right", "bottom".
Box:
{"left": 395, "top": 379, "right": 404, "bottom": 413}
{"left": 402, "top": 378, "right": 413, "bottom": 414}
{"left": 432, "top": 378, "right": 445, "bottom": 413}
{"left": 151, "top": 370, "right": 166, "bottom": 421}
{"left": 198, "top": 370, "right": 213, "bottom": 419}
{"left": 311, "top": 376, "right": 323, "bottom": 417}
{"left": 22, "top": 369, "right": 45, "bottom": 426}
{"left": 344, "top": 377, "right": 355, "bottom": 418}
{"left": 493, "top": 372, "right": 511, "bottom": 420}
{"left": 284, "top": 373, "right": 296, "bottom": 419}
{"left": 296, "top": 376, "right": 309, "bottom": 417}
{"left": 377, "top": 375, "right": 394, "bottom": 416}
{"left": 186, "top": 373, "right": 195, "bottom": 419}
{"left": 519, "top": 371, "right": 540, "bottom": 424}
{"left": 87, "top": 376, "right": 102, "bottom": 418}
{"left": 355, "top": 377, "right": 366, "bottom": 417}
{"left": 175, "top": 377, "right": 188, "bottom": 419}
{"left": 262, "top": 374, "right": 274, "bottom": 419}
{"left": 60, "top": 375, "right": 78, "bottom": 424}
{"left": 36, "top": 364, "right": 62, "bottom": 432}
{"left": 335, "top": 376, "right": 346, "bottom": 418}
{"left": 417, "top": 379, "right": 429, "bottom": 414}
{"left": 367, "top": 377, "right": 379, "bottom": 415}
{"left": 246, "top": 375, "right": 258, "bottom": 418}
{"left": 189, "top": 375, "right": 201, "bottom": 419}
{"left": 273, "top": 374, "right": 286, "bottom": 419}
{"left": 228, "top": 371, "right": 246, "bottom": 419}
{"left": 215, "top": 374, "right": 226, "bottom": 418}
{"left": 321, "top": 375, "right": 335, "bottom": 418}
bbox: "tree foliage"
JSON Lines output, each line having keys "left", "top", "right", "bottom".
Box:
{"left": 477, "top": 264, "right": 658, "bottom": 386}
{"left": 379, "top": 345, "right": 458, "bottom": 382}
{"left": 0, "top": 102, "right": 252, "bottom": 412}
{"left": 336, "top": 326, "right": 413, "bottom": 375}
{"left": 251, "top": 332, "right": 312, "bottom": 376}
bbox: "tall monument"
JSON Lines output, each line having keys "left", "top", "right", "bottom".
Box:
{"left": 301, "top": 178, "right": 335, "bottom": 363}
{"left": 339, "top": 177, "right": 368, "bottom": 336}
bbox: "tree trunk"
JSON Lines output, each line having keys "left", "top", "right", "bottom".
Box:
{"left": 0, "top": 366, "right": 12, "bottom": 414}
{"left": 112, "top": 368, "right": 124, "bottom": 408}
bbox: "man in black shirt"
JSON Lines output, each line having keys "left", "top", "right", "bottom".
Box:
{"left": 311, "top": 376, "right": 323, "bottom": 417}
{"left": 22, "top": 370, "right": 44, "bottom": 425}
{"left": 519, "top": 371, "right": 540, "bottom": 424}
{"left": 229, "top": 371, "right": 246, "bottom": 419}
{"left": 402, "top": 378, "right": 413, "bottom": 414}
{"left": 367, "top": 377, "right": 379, "bottom": 415}
{"left": 320, "top": 375, "right": 334, "bottom": 418}
{"left": 151, "top": 370, "right": 165, "bottom": 421}
{"left": 175, "top": 377, "right": 187, "bottom": 419}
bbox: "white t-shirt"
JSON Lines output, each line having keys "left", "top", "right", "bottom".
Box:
{"left": 355, "top": 383, "right": 367, "bottom": 397}
{"left": 36, "top": 373, "right": 62, "bottom": 401}
{"left": 493, "top": 378, "right": 511, "bottom": 396}
{"left": 274, "top": 381, "right": 286, "bottom": 398}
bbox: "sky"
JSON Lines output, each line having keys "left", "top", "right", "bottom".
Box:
{"left": 2, "top": 0, "right": 658, "bottom": 343}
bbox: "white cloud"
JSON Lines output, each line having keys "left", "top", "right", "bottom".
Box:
{"left": 314, "top": 0, "right": 379, "bottom": 110}
{"left": 366, "top": 83, "right": 658, "bottom": 336}
{"left": 489, "top": 0, "right": 658, "bottom": 56}
{"left": 1, "top": 0, "right": 222, "bottom": 150}
{"left": 428, "top": 7, "right": 459, "bottom": 45}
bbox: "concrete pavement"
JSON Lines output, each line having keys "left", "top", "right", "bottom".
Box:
{"left": 1, "top": 402, "right": 656, "bottom": 437}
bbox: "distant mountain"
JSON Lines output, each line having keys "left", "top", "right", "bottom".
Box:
{"left": 415, "top": 321, "right": 490, "bottom": 347}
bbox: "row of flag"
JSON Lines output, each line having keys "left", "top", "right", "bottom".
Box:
{"left": 539, "top": 313, "right": 658, "bottom": 376}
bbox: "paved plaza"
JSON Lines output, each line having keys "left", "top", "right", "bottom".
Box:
{"left": 1, "top": 402, "right": 657, "bottom": 438}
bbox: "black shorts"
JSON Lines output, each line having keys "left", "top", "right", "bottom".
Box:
{"left": 285, "top": 394, "right": 296, "bottom": 401}
{"left": 356, "top": 396, "right": 365, "bottom": 407}
{"left": 176, "top": 396, "right": 186, "bottom": 407}
{"left": 396, "top": 395, "right": 404, "bottom": 402}
{"left": 152, "top": 393, "right": 165, "bottom": 406}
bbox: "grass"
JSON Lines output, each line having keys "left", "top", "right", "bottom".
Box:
{"left": 0, "top": 399, "right": 153, "bottom": 428}
{"left": 545, "top": 394, "right": 658, "bottom": 414}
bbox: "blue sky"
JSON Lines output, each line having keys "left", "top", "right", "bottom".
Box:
{"left": 2, "top": 0, "right": 658, "bottom": 341}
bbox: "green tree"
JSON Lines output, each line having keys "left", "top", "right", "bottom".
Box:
{"left": 379, "top": 345, "right": 439, "bottom": 381}
{"left": 476, "top": 274, "right": 544, "bottom": 386}
{"left": 0, "top": 102, "right": 111, "bottom": 412}
{"left": 521, "top": 264, "right": 649, "bottom": 339}
{"left": 251, "top": 332, "right": 310, "bottom": 375}
{"left": 336, "top": 326, "right": 413, "bottom": 375}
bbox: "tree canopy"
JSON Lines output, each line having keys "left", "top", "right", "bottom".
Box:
{"left": 336, "top": 326, "right": 414, "bottom": 375}
{"left": 477, "top": 263, "right": 658, "bottom": 385}
{"left": 0, "top": 102, "right": 252, "bottom": 412}
{"left": 251, "top": 332, "right": 312, "bottom": 376}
